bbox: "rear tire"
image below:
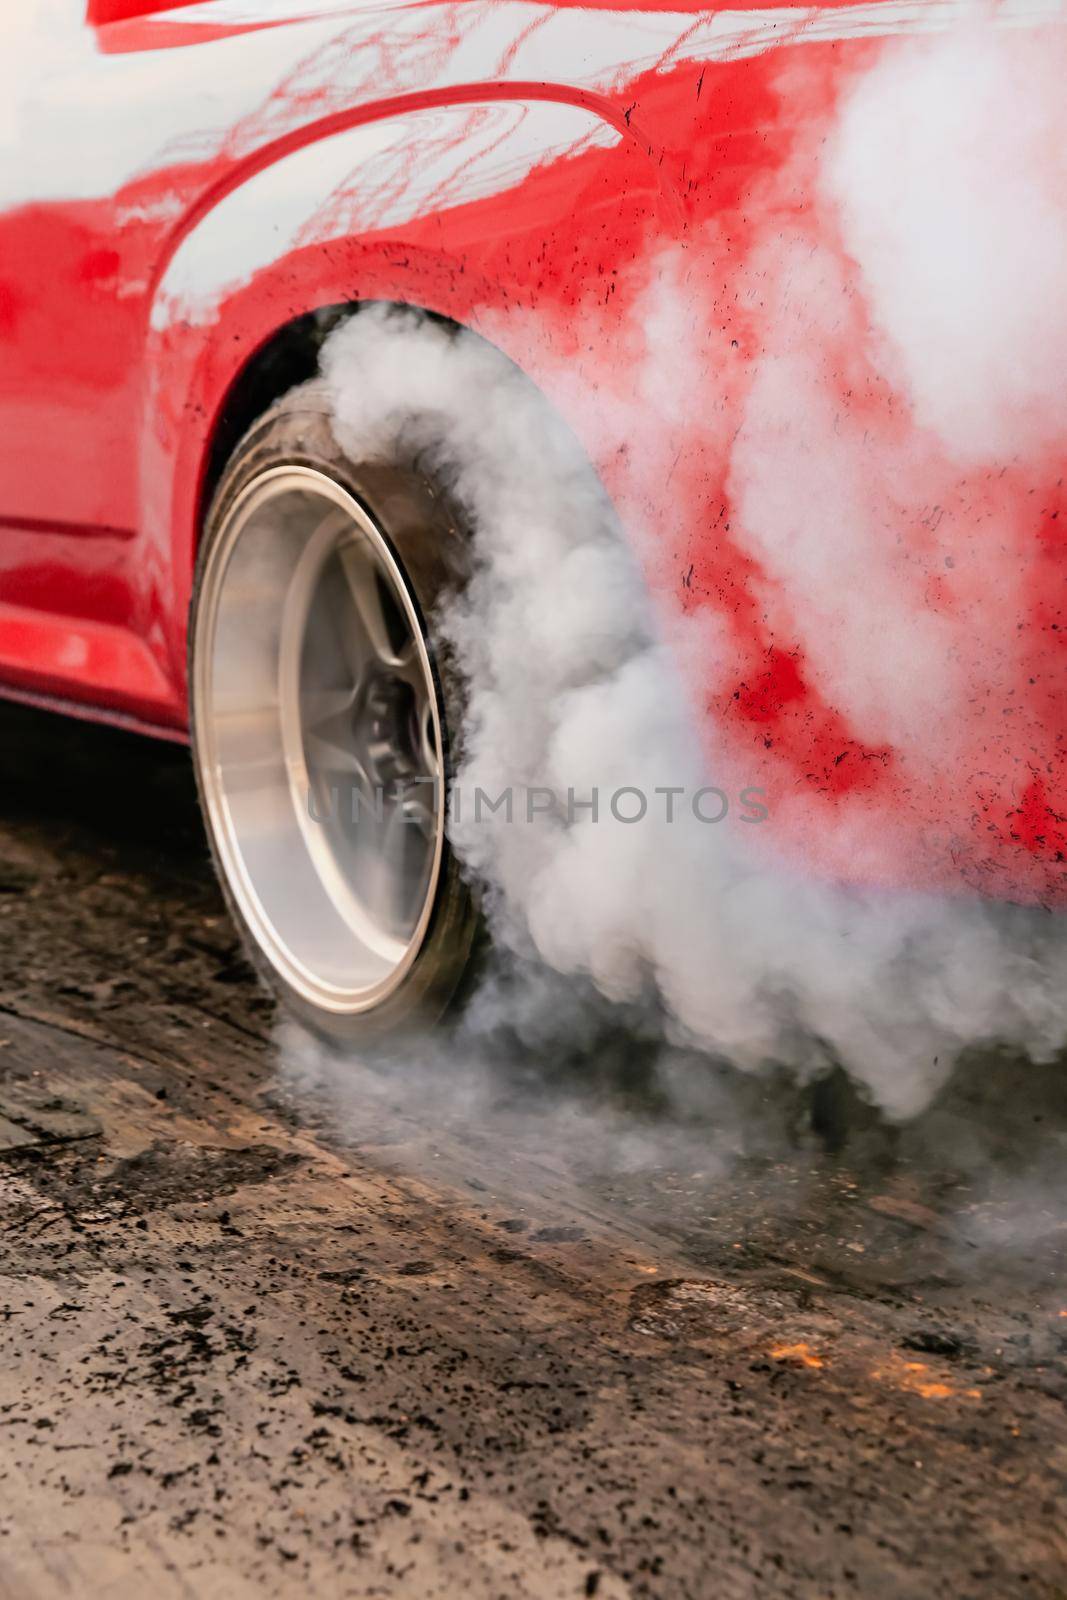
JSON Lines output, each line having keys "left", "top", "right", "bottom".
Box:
{"left": 189, "top": 382, "right": 479, "bottom": 1045}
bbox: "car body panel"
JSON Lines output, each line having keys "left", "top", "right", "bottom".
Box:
{"left": 1, "top": 0, "right": 1065, "bottom": 898}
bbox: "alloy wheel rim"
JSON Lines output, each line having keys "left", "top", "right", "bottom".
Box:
{"left": 193, "top": 465, "right": 445, "bottom": 1013}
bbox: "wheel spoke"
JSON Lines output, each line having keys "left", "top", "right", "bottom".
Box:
{"left": 304, "top": 727, "right": 374, "bottom": 788}
{"left": 302, "top": 686, "right": 363, "bottom": 779}
{"left": 339, "top": 538, "right": 419, "bottom": 677}
{"left": 303, "top": 684, "right": 357, "bottom": 729}
{"left": 418, "top": 694, "right": 440, "bottom": 778}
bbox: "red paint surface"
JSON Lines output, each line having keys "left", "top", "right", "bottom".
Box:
{"left": 87, "top": 0, "right": 205, "bottom": 22}
{"left": 1, "top": 3, "right": 1064, "bottom": 903}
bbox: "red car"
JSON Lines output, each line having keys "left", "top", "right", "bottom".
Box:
{"left": 2, "top": 0, "right": 1064, "bottom": 1041}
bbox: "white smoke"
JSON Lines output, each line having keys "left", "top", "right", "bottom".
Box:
{"left": 827, "top": 21, "right": 1067, "bottom": 465}
{"left": 319, "top": 20, "right": 1067, "bottom": 1122}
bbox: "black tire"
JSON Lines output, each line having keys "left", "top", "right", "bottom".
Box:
{"left": 188, "top": 380, "right": 481, "bottom": 1046}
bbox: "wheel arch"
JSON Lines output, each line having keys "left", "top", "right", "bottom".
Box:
{"left": 136, "top": 89, "right": 675, "bottom": 712}
{"left": 196, "top": 303, "right": 355, "bottom": 537}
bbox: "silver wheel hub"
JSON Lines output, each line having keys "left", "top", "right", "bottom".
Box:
{"left": 193, "top": 466, "right": 445, "bottom": 1014}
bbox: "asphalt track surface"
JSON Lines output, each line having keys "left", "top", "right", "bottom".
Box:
{"left": 0, "top": 701, "right": 1064, "bottom": 1599}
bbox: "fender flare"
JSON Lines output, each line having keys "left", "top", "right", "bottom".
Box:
{"left": 137, "top": 91, "right": 678, "bottom": 702}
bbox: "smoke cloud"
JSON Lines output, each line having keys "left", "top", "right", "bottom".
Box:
{"left": 318, "top": 19, "right": 1067, "bottom": 1122}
